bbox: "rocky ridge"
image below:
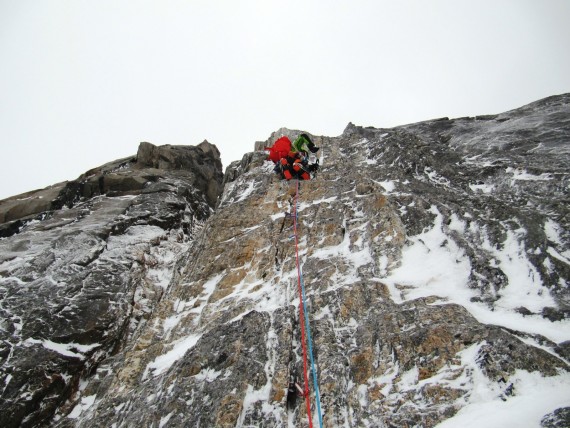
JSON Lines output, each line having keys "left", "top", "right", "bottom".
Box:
{"left": 0, "top": 94, "right": 569, "bottom": 427}
{"left": 0, "top": 141, "right": 223, "bottom": 427}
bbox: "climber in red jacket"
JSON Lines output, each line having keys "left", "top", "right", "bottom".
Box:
{"left": 265, "top": 135, "right": 319, "bottom": 181}
{"left": 278, "top": 151, "right": 312, "bottom": 181}
{"left": 266, "top": 136, "right": 292, "bottom": 164}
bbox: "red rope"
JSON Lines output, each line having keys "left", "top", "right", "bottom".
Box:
{"left": 292, "top": 180, "right": 314, "bottom": 428}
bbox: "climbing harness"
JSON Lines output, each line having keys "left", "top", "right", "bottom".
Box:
{"left": 291, "top": 180, "right": 324, "bottom": 428}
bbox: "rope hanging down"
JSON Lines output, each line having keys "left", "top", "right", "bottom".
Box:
{"left": 292, "top": 180, "right": 323, "bottom": 428}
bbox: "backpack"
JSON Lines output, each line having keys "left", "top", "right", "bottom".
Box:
{"left": 266, "top": 136, "right": 292, "bottom": 163}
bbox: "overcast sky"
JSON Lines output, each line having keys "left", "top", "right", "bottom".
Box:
{"left": 1, "top": 0, "right": 569, "bottom": 200}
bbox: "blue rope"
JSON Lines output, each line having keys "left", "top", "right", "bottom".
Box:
{"left": 295, "top": 182, "right": 324, "bottom": 428}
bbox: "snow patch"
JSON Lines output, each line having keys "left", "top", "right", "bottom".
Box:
{"left": 188, "top": 273, "right": 224, "bottom": 320}
{"left": 469, "top": 183, "right": 495, "bottom": 194}
{"left": 424, "top": 167, "right": 450, "bottom": 186}
{"left": 435, "top": 344, "right": 570, "bottom": 428}
{"left": 67, "top": 394, "right": 97, "bottom": 419}
{"left": 544, "top": 219, "right": 564, "bottom": 245}
{"left": 506, "top": 167, "right": 553, "bottom": 181}
{"left": 144, "top": 334, "right": 202, "bottom": 378}
{"left": 397, "top": 366, "right": 419, "bottom": 391}
{"left": 547, "top": 247, "right": 570, "bottom": 265}
{"left": 377, "top": 180, "right": 395, "bottom": 193}
{"left": 159, "top": 412, "right": 174, "bottom": 428}
{"left": 383, "top": 206, "right": 569, "bottom": 343}
{"left": 487, "top": 228, "right": 556, "bottom": 312}
{"left": 105, "top": 225, "right": 165, "bottom": 250}
{"left": 383, "top": 206, "right": 473, "bottom": 304}
{"left": 311, "top": 218, "right": 373, "bottom": 287}
{"left": 24, "top": 338, "right": 100, "bottom": 360}
{"left": 298, "top": 196, "right": 337, "bottom": 212}
{"left": 236, "top": 181, "right": 256, "bottom": 203}
{"left": 194, "top": 368, "right": 223, "bottom": 382}
{"left": 271, "top": 212, "right": 285, "bottom": 221}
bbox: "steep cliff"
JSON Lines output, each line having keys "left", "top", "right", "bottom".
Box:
{"left": 1, "top": 95, "right": 569, "bottom": 427}
{"left": 0, "top": 142, "right": 223, "bottom": 427}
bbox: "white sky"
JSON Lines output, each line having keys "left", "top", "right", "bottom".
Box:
{"left": 1, "top": 0, "right": 569, "bottom": 200}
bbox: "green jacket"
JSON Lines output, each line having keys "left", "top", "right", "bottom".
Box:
{"left": 292, "top": 134, "right": 312, "bottom": 153}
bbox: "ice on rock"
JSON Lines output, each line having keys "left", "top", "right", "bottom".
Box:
{"left": 2, "top": 97, "right": 570, "bottom": 427}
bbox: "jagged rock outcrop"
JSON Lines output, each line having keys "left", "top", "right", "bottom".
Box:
{"left": 0, "top": 142, "right": 223, "bottom": 427}
{"left": 1, "top": 95, "right": 569, "bottom": 427}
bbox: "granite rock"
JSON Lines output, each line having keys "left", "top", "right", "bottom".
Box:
{"left": 1, "top": 96, "right": 569, "bottom": 427}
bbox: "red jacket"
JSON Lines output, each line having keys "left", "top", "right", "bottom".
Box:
{"left": 266, "top": 136, "right": 292, "bottom": 163}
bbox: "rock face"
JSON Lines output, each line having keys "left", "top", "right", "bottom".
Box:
{"left": 1, "top": 95, "right": 569, "bottom": 427}
{"left": 0, "top": 142, "right": 223, "bottom": 427}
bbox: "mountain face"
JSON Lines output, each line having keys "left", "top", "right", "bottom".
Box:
{"left": 0, "top": 95, "right": 569, "bottom": 427}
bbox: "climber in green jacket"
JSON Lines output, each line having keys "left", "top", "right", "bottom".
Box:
{"left": 288, "top": 133, "right": 320, "bottom": 177}
{"left": 292, "top": 133, "right": 319, "bottom": 156}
